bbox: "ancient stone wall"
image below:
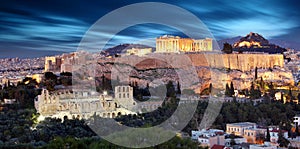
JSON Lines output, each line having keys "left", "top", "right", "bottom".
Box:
{"left": 101, "top": 53, "right": 284, "bottom": 72}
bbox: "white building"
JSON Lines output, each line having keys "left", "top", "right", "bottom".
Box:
{"left": 294, "top": 115, "right": 300, "bottom": 126}
{"left": 226, "top": 122, "right": 257, "bottom": 136}
{"left": 191, "top": 129, "right": 225, "bottom": 147}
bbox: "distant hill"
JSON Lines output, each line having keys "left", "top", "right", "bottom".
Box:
{"left": 218, "top": 32, "right": 286, "bottom": 54}
{"left": 218, "top": 33, "right": 300, "bottom": 51}
{"left": 102, "top": 44, "right": 154, "bottom": 56}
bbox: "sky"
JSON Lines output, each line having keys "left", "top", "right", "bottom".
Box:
{"left": 0, "top": 0, "right": 300, "bottom": 57}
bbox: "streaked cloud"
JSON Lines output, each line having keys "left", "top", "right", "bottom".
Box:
{"left": 0, "top": 0, "right": 299, "bottom": 56}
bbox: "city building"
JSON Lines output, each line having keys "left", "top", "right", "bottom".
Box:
{"left": 294, "top": 115, "right": 300, "bottom": 126}
{"left": 191, "top": 129, "right": 225, "bottom": 147}
{"left": 244, "top": 128, "right": 267, "bottom": 143}
{"left": 34, "top": 85, "right": 137, "bottom": 120}
{"left": 226, "top": 122, "right": 257, "bottom": 136}
{"left": 155, "top": 35, "right": 213, "bottom": 53}
{"left": 268, "top": 127, "right": 288, "bottom": 143}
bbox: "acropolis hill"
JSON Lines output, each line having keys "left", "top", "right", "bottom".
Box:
{"left": 97, "top": 52, "right": 292, "bottom": 93}
{"left": 47, "top": 34, "right": 293, "bottom": 93}
{"left": 99, "top": 53, "right": 283, "bottom": 71}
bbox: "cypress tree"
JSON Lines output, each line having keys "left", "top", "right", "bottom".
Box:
{"left": 255, "top": 67, "right": 258, "bottom": 80}
{"left": 230, "top": 82, "right": 235, "bottom": 97}
{"left": 265, "top": 127, "right": 270, "bottom": 142}
{"left": 225, "top": 83, "right": 231, "bottom": 97}
{"left": 177, "top": 81, "right": 181, "bottom": 95}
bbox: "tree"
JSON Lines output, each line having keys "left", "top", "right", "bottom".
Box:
{"left": 254, "top": 67, "right": 258, "bottom": 80}
{"left": 249, "top": 82, "right": 261, "bottom": 99}
{"left": 230, "top": 82, "right": 235, "bottom": 97}
{"left": 222, "top": 42, "right": 233, "bottom": 54}
{"left": 229, "top": 133, "right": 236, "bottom": 146}
{"left": 265, "top": 127, "right": 270, "bottom": 142}
{"left": 225, "top": 83, "right": 231, "bottom": 97}
{"left": 289, "top": 88, "right": 294, "bottom": 101}
{"left": 296, "top": 125, "right": 300, "bottom": 137}
{"left": 278, "top": 127, "right": 290, "bottom": 147}
{"left": 166, "top": 81, "right": 176, "bottom": 97}
{"left": 209, "top": 83, "right": 213, "bottom": 94}
{"left": 177, "top": 81, "right": 181, "bottom": 95}
{"left": 237, "top": 48, "right": 243, "bottom": 54}
{"left": 280, "top": 92, "right": 284, "bottom": 103}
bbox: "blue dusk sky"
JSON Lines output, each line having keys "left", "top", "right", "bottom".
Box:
{"left": 0, "top": 0, "right": 300, "bottom": 57}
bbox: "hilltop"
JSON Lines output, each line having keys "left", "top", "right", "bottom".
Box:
{"left": 218, "top": 32, "right": 300, "bottom": 51}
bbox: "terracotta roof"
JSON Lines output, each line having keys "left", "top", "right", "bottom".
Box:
{"left": 211, "top": 145, "right": 230, "bottom": 149}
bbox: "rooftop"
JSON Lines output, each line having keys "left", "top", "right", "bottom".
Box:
{"left": 227, "top": 122, "right": 256, "bottom": 127}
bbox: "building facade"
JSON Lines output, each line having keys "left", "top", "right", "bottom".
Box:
{"left": 294, "top": 115, "right": 300, "bottom": 126}
{"left": 226, "top": 122, "right": 257, "bottom": 136}
{"left": 155, "top": 35, "right": 213, "bottom": 53}
{"left": 44, "top": 56, "right": 62, "bottom": 72}
{"left": 35, "top": 85, "right": 137, "bottom": 120}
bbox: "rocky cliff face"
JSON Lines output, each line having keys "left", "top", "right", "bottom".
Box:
{"left": 94, "top": 53, "right": 293, "bottom": 94}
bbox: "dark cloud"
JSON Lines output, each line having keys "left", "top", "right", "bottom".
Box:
{"left": 0, "top": 0, "right": 299, "bottom": 57}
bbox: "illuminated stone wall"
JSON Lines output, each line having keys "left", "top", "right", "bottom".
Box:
{"left": 201, "top": 53, "right": 284, "bottom": 71}
{"left": 107, "top": 53, "right": 283, "bottom": 71}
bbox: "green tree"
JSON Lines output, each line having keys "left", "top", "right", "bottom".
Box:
{"left": 222, "top": 42, "right": 233, "bottom": 54}
{"left": 166, "top": 81, "right": 176, "bottom": 97}
{"left": 209, "top": 83, "right": 213, "bottom": 94}
{"left": 230, "top": 82, "right": 235, "bottom": 97}
{"left": 230, "top": 133, "right": 236, "bottom": 146}
{"left": 177, "top": 81, "right": 181, "bottom": 95}
{"left": 278, "top": 127, "right": 290, "bottom": 147}
{"left": 255, "top": 67, "right": 258, "bottom": 80}
{"left": 265, "top": 127, "right": 270, "bottom": 142}
{"left": 225, "top": 83, "right": 231, "bottom": 97}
